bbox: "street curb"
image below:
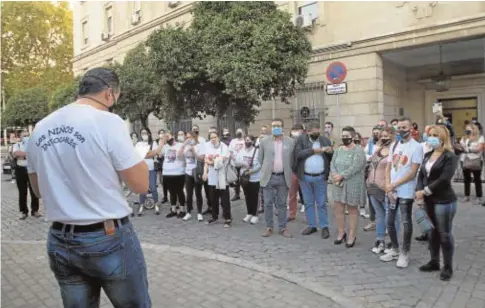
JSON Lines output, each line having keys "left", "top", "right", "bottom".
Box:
{"left": 4, "top": 240, "right": 363, "bottom": 308}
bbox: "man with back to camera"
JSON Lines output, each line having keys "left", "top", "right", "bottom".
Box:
{"left": 26, "top": 68, "right": 151, "bottom": 307}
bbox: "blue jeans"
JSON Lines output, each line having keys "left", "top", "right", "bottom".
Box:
{"left": 300, "top": 174, "right": 328, "bottom": 228}
{"left": 263, "top": 174, "right": 289, "bottom": 229}
{"left": 140, "top": 170, "right": 158, "bottom": 204}
{"left": 426, "top": 202, "right": 456, "bottom": 268}
{"left": 370, "top": 196, "right": 400, "bottom": 241}
{"left": 47, "top": 221, "right": 151, "bottom": 307}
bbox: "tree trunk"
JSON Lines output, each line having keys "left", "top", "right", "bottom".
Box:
{"left": 140, "top": 114, "right": 148, "bottom": 128}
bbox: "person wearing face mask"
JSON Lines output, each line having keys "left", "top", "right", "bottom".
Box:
{"left": 458, "top": 124, "right": 484, "bottom": 204}
{"left": 26, "top": 67, "right": 151, "bottom": 305}
{"left": 199, "top": 127, "right": 219, "bottom": 216}
{"left": 221, "top": 128, "right": 231, "bottom": 146}
{"left": 13, "top": 130, "right": 40, "bottom": 220}
{"left": 366, "top": 128, "right": 401, "bottom": 254}
{"left": 156, "top": 129, "right": 169, "bottom": 204}
{"left": 256, "top": 125, "right": 270, "bottom": 214}
{"left": 416, "top": 125, "right": 458, "bottom": 281}
{"left": 228, "top": 128, "right": 246, "bottom": 201}
{"left": 330, "top": 126, "right": 366, "bottom": 248}
{"left": 259, "top": 118, "right": 295, "bottom": 238}
{"left": 135, "top": 127, "right": 162, "bottom": 216}
{"left": 390, "top": 119, "right": 401, "bottom": 142}
{"left": 288, "top": 124, "right": 306, "bottom": 221}
{"left": 178, "top": 131, "right": 203, "bottom": 221}
{"left": 202, "top": 132, "right": 232, "bottom": 227}
{"left": 363, "top": 125, "right": 383, "bottom": 232}
{"left": 192, "top": 124, "right": 206, "bottom": 144}
{"left": 381, "top": 116, "right": 423, "bottom": 268}
{"left": 161, "top": 131, "right": 187, "bottom": 218}
{"left": 292, "top": 121, "right": 332, "bottom": 238}
{"left": 324, "top": 121, "right": 336, "bottom": 148}
{"left": 234, "top": 135, "right": 261, "bottom": 224}
{"left": 130, "top": 132, "right": 139, "bottom": 146}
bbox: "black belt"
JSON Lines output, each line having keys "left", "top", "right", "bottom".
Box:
{"left": 52, "top": 216, "right": 130, "bottom": 233}
{"left": 272, "top": 172, "right": 284, "bottom": 176}
{"left": 304, "top": 172, "right": 325, "bottom": 177}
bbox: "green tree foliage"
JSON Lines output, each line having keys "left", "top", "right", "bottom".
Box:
{"left": 147, "top": 1, "right": 312, "bottom": 123}
{"left": 1, "top": 2, "right": 73, "bottom": 97}
{"left": 112, "top": 43, "right": 165, "bottom": 127}
{"left": 49, "top": 77, "right": 81, "bottom": 112}
{"left": 3, "top": 87, "right": 49, "bottom": 126}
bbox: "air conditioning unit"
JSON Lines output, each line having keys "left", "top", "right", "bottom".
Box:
{"left": 101, "top": 32, "right": 110, "bottom": 41}
{"left": 131, "top": 12, "right": 141, "bottom": 25}
{"left": 294, "top": 15, "right": 304, "bottom": 27}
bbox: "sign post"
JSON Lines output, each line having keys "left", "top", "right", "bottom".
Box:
{"left": 326, "top": 62, "right": 348, "bottom": 136}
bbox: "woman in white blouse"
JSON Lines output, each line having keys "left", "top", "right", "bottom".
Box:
{"left": 135, "top": 128, "right": 162, "bottom": 215}
{"left": 203, "top": 132, "right": 232, "bottom": 227}
{"left": 162, "top": 131, "right": 187, "bottom": 218}
{"left": 234, "top": 135, "right": 261, "bottom": 225}
{"left": 459, "top": 124, "right": 484, "bottom": 203}
{"left": 177, "top": 131, "right": 204, "bottom": 221}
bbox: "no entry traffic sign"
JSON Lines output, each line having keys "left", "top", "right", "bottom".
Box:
{"left": 326, "top": 62, "right": 347, "bottom": 84}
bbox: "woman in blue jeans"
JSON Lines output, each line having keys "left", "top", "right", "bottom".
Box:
{"left": 416, "top": 125, "right": 458, "bottom": 281}
{"left": 366, "top": 128, "right": 401, "bottom": 254}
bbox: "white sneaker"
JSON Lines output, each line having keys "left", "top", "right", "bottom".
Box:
{"left": 371, "top": 242, "right": 385, "bottom": 254}
{"left": 250, "top": 216, "right": 259, "bottom": 224}
{"left": 383, "top": 242, "right": 393, "bottom": 254}
{"left": 380, "top": 248, "right": 399, "bottom": 262}
{"left": 243, "top": 215, "right": 252, "bottom": 223}
{"left": 360, "top": 208, "right": 367, "bottom": 217}
{"left": 197, "top": 213, "right": 203, "bottom": 221}
{"left": 300, "top": 206, "right": 305, "bottom": 213}
{"left": 396, "top": 252, "right": 409, "bottom": 268}
{"left": 182, "top": 213, "right": 192, "bottom": 221}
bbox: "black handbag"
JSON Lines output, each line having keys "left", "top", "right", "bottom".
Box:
{"left": 239, "top": 148, "right": 257, "bottom": 187}
{"left": 193, "top": 159, "right": 205, "bottom": 184}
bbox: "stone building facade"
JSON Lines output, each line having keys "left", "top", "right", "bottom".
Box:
{"left": 72, "top": 1, "right": 485, "bottom": 138}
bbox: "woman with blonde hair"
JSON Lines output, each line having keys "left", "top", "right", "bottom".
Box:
{"left": 459, "top": 123, "right": 484, "bottom": 203}
{"left": 416, "top": 125, "right": 458, "bottom": 281}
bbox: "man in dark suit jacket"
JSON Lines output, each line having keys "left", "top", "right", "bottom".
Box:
{"left": 292, "top": 121, "right": 333, "bottom": 239}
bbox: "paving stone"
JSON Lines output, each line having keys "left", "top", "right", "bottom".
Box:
{"left": 2, "top": 178, "right": 485, "bottom": 308}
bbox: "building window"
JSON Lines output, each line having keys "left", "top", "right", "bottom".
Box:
{"left": 82, "top": 20, "right": 88, "bottom": 45}
{"left": 298, "top": 1, "right": 318, "bottom": 21}
{"left": 105, "top": 6, "right": 113, "bottom": 35}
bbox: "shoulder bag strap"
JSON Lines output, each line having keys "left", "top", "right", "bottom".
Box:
{"left": 249, "top": 148, "right": 257, "bottom": 168}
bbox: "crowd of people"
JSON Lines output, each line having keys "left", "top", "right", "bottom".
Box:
{"left": 125, "top": 112, "right": 484, "bottom": 281}
{"left": 13, "top": 68, "right": 485, "bottom": 307}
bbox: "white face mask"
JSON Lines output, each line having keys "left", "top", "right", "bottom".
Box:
{"left": 177, "top": 136, "right": 185, "bottom": 142}
{"left": 141, "top": 135, "right": 149, "bottom": 141}
{"left": 292, "top": 131, "right": 300, "bottom": 138}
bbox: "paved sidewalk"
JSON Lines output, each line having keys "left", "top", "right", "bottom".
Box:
{"left": 2, "top": 178, "right": 485, "bottom": 308}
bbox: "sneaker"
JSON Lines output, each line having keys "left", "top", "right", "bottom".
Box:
{"left": 461, "top": 196, "right": 470, "bottom": 202}
{"left": 301, "top": 227, "right": 317, "bottom": 235}
{"left": 177, "top": 212, "right": 186, "bottom": 219}
{"left": 231, "top": 195, "right": 240, "bottom": 202}
{"left": 440, "top": 267, "right": 453, "bottom": 281}
{"left": 363, "top": 222, "right": 376, "bottom": 231}
{"left": 380, "top": 248, "right": 399, "bottom": 262}
{"left": 250, "top": 216, "right": 258, "bottom": 224}
{"left": 280, "top": 228, "right": 293, "bottom": 238}
{"left": 474, "top": 198, "right": 483, "bottom": 205}
{"left": 19, "top": 213, "right": 28, "bottom": 220}
{"left": 384, "top": 242, "right": 393, "bottom": 254}
{"left": 197, "top": 214, "right": 204, "bottom": 222}
{"left": 360, "top": 208, "right": 367, "bottom": 218}
{"left": 155, "top": 205, "right": 160, "bottom": 216}
{"left": 243, "top": 214, "right": 252, "bottom": 223}
{"left": 32, "top": 212, "right": 42, "bottom": 218}
{"left": 371, "top": 241, "right": 385, "bottom": 254}
{"left": 166, "top": 211, "right": 177, "bottom": 218}
{"left": 182, "top": 213, "right": 192, "bottom": 221}
{"left": 396, "top": 252, "right": 410, "bottom": 268}
{"left": 321, "top": 227, "right": 330, "bottom": 239}
{"left": 419, "top": 261, "right": 440, "bottom": 272}
{"left": 206, "top": 218, "right": 218, "bottom": 225}
{"left": 300, "top": 206, "right": 305, "bottom": 213}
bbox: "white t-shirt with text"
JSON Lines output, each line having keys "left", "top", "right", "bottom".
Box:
{"left": 183, "top": 143, "right": 200, "bottom": 175}
{"left": 26, "top": 103, "right": 142, "bottom": 224}
{"left": 162, "top": 143, "right": 185, "bottom": 176}
{"left": 388, "top": 139, "right": 423, "bottom": 199}
{"left": 229, "top": 138, "right": 245, "bottom": 160}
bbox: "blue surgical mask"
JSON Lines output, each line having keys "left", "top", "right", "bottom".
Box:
{"left": 427, "top": 136, "right": 441, "bottom": 149}
{"left": 272, "top": 127, "right": 282, "bottom": 136}
{"left": 22, "top": 136, "right": 29, "bottom": 143}
{"left": 422, "top": 133, "right": 428, "bottom": 142}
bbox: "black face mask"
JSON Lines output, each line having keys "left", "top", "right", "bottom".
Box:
{"left": 465, "top": 130, "right": 472, "bottom": 135}
{"left": 373, "top": 135, "right": 379, "bottom": 142}
{"left": 193, "top": 130, "right": 199, "bottom": 135}
{"left": 245, "top": 142, "right": 252, "bottom": 148}
{"left": 399, "top": 130, "right": 410, "bottom": 139}
{"left": 381, "top": 139, "right": 391, "bottom": 146}
{"left": 167, "top": 138, "right": 174, "bottom": 146}
{"left": 342, "top": 138, "right": 352, "bottom": 146}
{"left": 310, "top": 132, "right": 320, "bottom": 140}
{"left": 236, "top": 132, "right": 243, "bottom": 138}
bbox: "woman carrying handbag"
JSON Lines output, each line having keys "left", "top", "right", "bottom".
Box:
{"left": 235, "top": 135, "right": 261, "bottom": 225}
{"left": 459, "top": 124, "right": 484, "bottom": 204}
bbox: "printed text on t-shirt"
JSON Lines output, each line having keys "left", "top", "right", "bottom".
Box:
{"left": 34, "top": 125, "right": 86, "bottom": 151}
